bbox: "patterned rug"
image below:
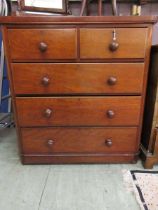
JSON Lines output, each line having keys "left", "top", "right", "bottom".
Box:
{"left": 123, "top": 170, "right": 158, "bottom": 210}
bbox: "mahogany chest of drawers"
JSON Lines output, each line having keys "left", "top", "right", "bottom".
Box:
{"left": 1, "top": 16, "right": 156, "bottom": 164}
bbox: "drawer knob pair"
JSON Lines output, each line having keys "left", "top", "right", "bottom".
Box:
{"left": 41, "top": 76, "right": 50, "bottom": 86}
{"left": 105, "top": 139, "right": 113, "bottom": 147}
{"left": 44, "top": 109, "right": 115, "bottom": 119}
{"left": 39, "top": 42, "right": 48, "bottom": 52}
{"left": 107, "top": 77, "right": 117, "bottom": 86}
{"left": 44, "top": 108, "right": 52, "bottom": 118}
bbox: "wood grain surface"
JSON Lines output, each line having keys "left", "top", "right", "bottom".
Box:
{"left": 8, "top": 28, "right": 77, "bottom": 60}
{"left": 21, "top": 127, "right": 138, "bottom": 154}
{"left": 16, "top": 96, "right": 141, "bottom": 126}
{"left": 12, "top": 63, "right": 144, "bottom": 95}
{"left": 80, "top": 28, "right": 148, "bottom": 59}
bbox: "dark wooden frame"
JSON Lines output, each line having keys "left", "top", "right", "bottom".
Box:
{"left": 19, "top": 0, "right": 67, "bottom": 14}
{"left": 141, "top": 45, "right": 158, "bottom": 169}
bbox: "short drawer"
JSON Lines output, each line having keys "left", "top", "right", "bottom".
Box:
{"left": 8, "top": 28, "right": 77, "bottom": 60}
{"left": 12, "top": 63, "right": 144, "bottom": 95}
{"left": 80, "top": 28, "right": 148, "bottom": 59}
{"left": 16, "top": 96, "right": 141, "bottom": 127}
{"left": 21, "top": 127, "right": 138, "bottom": 154}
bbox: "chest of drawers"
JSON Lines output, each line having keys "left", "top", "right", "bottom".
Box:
{"left": 1, "top": 16, "right": 156, "bottom": 164}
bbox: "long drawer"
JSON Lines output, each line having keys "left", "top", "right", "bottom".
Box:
{"left": 12, "top": 63, "right": 144, "bottom": 95}
{"left": 21, "top": 127, "right": 138, "bottom": 154}
{"left": 8, "top": 28, "right": 77, "bottom": 60}
{"left": 16, "top": 96, "right": 141, "bottom": 127}
{"left": 80, "top": 28, "right": 148, "bottom": 59}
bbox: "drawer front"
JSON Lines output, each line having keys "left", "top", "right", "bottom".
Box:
{"left": 12, "top": 63, "right": 144, "bottom": 95}
{"left": 80, "top": 28, "right": 147, "bottom": 59}
{"left": 16, "top": 96, "right": 141, "bottom": 126}
{"left": 21, "top": 127, "right": 138, "bottom": 154}
{"left": 8, "top": 29, "right": 77, "bottom": 60}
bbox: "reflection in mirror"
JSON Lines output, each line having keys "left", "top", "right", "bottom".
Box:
{"left": 18, "top": 0, "right": 67, "bottom": 14}
{"left": 24, "top": 0, "right": 63, "bottom": 9}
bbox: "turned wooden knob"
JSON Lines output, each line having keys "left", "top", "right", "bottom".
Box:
{"left": 44, "top": 108, "right": 52, "bottom": 118}
{"left": 105, "top": 139, "right": 113, "bottom": 147}
{"left": 107, "top": 77, "right": 117, "bottom": 85}
{"left": 41, "top": 76, "right": 50, "bottom": 86}
{"left": 107, "top": 110, "right": 115, "bottom": 118}
{"left": 39, "top": 42, "right": 47, "bottom": 52}
{"left": 109, "top": 41, "right": 119, "bottom": 52}
{"left": 47, "top": 139, "right": 54, "bottom": 145}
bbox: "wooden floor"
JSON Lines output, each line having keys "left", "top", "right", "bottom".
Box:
{"left": 0, "top": 128, "right": 157, "bottom": 210}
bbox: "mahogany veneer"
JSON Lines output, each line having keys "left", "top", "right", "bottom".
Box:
{"left": 80, "top": 28, "right": 148, "bottom": 59}
{"left": 12, "top": 63, "right": 144, "bottom": 95}
{"left": 0, "top": 16, "right": 156, "bottom": 164}
{"left": 21, "top": 127, "right": 138, "bottom": 154}
{"left": 16, "top": 96, "right": 141, "bottom": 127}
{"left": 8, "top": 28, "right": 77, "bottom": 60}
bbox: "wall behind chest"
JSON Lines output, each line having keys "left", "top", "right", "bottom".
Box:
{"left": 69, "top": 2, "right": 158, "bottom": 44}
